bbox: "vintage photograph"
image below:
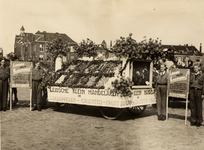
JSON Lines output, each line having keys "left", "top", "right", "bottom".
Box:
{"left": 1, "top": 0, "right": 204, "bottom": 150}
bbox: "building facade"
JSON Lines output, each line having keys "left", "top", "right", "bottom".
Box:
{"left": 14, "top": 26, "right": 78, "bottom": 62}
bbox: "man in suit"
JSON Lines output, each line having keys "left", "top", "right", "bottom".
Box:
{"left": 0, "top": 59, "right": 10, "bottom": 111}
{"left": 189, "top": 64, "right": 204, "bottom": 127}
{"left": 155, "top": 64, "right": 168, "bottom": 121}
{"left": 31, "top": 62, "right": 44, "bottom": 111}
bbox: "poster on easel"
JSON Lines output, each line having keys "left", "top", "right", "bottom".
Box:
{"left": 10, "top": 61, "right": 32, "bottom": 111}
{"left": 166, "top": 68, "right": 190, "bottom": 125}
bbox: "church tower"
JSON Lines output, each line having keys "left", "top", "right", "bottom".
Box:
{"left": 20, "top": 26, "right": 25, "bottom": 36}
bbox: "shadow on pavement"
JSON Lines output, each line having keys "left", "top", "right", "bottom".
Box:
{"left": 9, "top": 99, "right": 194, "bottom": 122}
{"left": 51, "top": 103, "right": 158, "bottom": 121}
{"left": 7, "top": 100, "right": 56, "bottom": 110}
{"left": 168, "top": 100, "right": 190, "bottom": 109}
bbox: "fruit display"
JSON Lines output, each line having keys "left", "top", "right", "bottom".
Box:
{"left": 95, "top": 75, "right": 110, "bottom": 88}
{"left": 40, "top": 60, "right": 121, "bottom": 89}
{"left": 63, "top": 74, "right": 80, "bottom": 87}
{"left": 74, "top": 61, "right": 89, "bottom": 72}
{"left": 55, "top": 75, "right": 66, "bottom": 84}
{"left": 84, "top": 63, "right": 100, "bottom": 73}
{"left": 76, "top": 75, "right": 90, "bottom": 87}
{"left": 65, "top": 64, "right": 77, "bottom": 72}
{"left": 85, "top": 75, "right": 98, "bottom": 87}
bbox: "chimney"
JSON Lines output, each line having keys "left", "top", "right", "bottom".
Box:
{"left": 110, "top": 40, "right": 112, "bottom": 47}
{"left": 200, "top": 43, "right": 202, "bottom": 52}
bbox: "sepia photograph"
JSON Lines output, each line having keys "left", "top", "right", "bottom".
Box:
{"left": 0, "top": 0, "right": 204, "bottom": 150}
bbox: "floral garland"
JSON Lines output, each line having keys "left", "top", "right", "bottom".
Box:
{"left": 39, "top": 69, "right": 64, "bottom": 89}
{"left": 111, "top": 76, "right": 134, "bottom": 97}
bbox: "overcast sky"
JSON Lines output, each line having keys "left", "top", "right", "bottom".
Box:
{"left": 0, "top": 0, "right": 204, "bottom": 56}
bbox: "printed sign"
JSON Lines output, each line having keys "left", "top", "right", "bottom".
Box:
{"left": 47, "top": 87, "right": 156, "bottom": 108}
{"left": 10, "top": 61, "right": 32, "bottom": 87}
{"left": 168, "top": 69, "right": 190, "bottom": 98}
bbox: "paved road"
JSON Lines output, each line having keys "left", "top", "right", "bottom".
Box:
{"left": 1, "top": 88, "right": 204, "bottom": 150}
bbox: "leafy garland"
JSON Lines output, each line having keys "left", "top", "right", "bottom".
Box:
{"left": 73, "top": 39, "right": 99, "bottom": 59}
{"left": 102, "top": 33, "right": 164, "bottom": 74}
{"left": 111, "top": 77, "right": 134, "bottom": 97}
{"left": 39, "top": 69, "right": 64, "bottom": 89}
{"left": 102, "top": 33, "right": 163, "bottom": 58}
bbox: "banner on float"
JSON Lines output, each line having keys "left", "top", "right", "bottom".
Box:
{"left": 47, "top": 87, "right": 156, "bottom": 108}
{"left": 10, "top": 61, "right": 32, "bottom": 88}
{"left": 168, "top": 68, "right": 190, "bottom": 98}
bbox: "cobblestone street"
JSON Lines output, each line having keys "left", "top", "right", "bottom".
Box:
{"left": 1, "top": 88, "right": 204, "bottom": 150}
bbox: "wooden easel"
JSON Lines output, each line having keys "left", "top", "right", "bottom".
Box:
{"left": 9, "top": 61, "right": 32, "bottom": 111}
{"left": 166, "top": 69, "right": 190, "bottom": 125}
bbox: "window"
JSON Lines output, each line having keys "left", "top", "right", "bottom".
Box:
{"left": 39, "top": 55, "right": 44, "bottom": 61}
{"left": 39, "top": 44, "right": 44, "bottom": 52}
{"left": 130, "top": 59, "right": 153, "bottom": 89}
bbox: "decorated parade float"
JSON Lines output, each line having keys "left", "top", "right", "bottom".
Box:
{"left": 41, "top": 34, "right": 166, "bottom": 119}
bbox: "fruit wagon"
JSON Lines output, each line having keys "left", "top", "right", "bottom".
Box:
{"left": 48, "top": 86, "right": 156, "bottom": 119}
{"left": 45, "top": 58, "right": 156, "bottom": 120}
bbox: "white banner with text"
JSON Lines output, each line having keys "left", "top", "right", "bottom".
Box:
{"left": 47, "top": 87, "right": 156, "bottom": 108}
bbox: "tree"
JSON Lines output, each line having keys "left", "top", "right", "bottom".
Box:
{"left": 46, "top": 36, "right": 71, "bottom": 61}
{"left": 74, "top": 38, "right": 99, "bottom": 59}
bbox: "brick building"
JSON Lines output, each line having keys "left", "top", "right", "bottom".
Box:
{"left": 14, "top": 26, "right": 78, "bottom": 62}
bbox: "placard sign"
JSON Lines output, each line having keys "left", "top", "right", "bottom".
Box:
{"left": 10, "top": 61, "right": 32, "bottom": 87}
{"left": 168, "top": 69, "right": 190, "bottom": 98}
{"left": 47, "top": 87, "right": 156, "bottom": 108}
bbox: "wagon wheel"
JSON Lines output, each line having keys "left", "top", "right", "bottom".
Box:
{"left": 100, "top": 107, "right": 122, "bottom": 120}
{"left": 56, "top": 103, "right": 74, "bottom": 112}
{"left": 126, "top": 105, "right": 147, "bottom": 116}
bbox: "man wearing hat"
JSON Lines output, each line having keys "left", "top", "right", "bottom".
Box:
{"left": 189, "top": 64, "right": 204, "bottom": 127}
{"left": 0, "top": 59, "right": 10, "bottom": 111}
